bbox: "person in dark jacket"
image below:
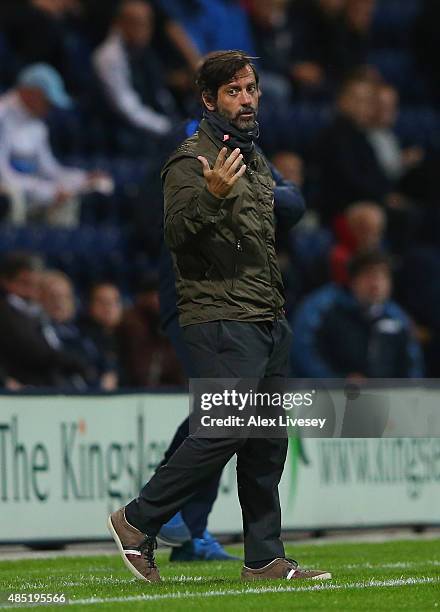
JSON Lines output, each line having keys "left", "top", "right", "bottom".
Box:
{"left": 2, "top": 0, "right": 71, "bottom": 85}
{"left": 154, "top": 121, "right": 306, "bottom": 563}
{"left": 314, "top": 73, "right": 391, "bottom": 224}
{"left": 78, "top": 282, "right": 123, "bottom": 391}
{"left": 290, "top": 251, "right": 423, "bottom": 378}
{"left": 314, "top": 74, "right": 421, "bottom": 253}
{"left": 92, "top": 0, "right": 177, "bottom": 143}
{"left": 289, "top": 0, "right": 347, "bottom": 90}
{"left": 109, "top": 50, "right": 329, "bottom": 583}
{"left": 0, "top": 252, "right": 87, "bottom": 387}
{"left": 39, "top": 269, "right": 99, "bottom": 390}
{"left": 339, "top": 0, "right": 376, "bottom": 75}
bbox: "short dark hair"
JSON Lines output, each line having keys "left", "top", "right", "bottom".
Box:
{"left": 88, "top": 282, "right": 119, "bottom": 302}
{"left": 0, "top": 251, "right": 44, "bottom": 281}
{"left": 337, "top": 66, "right": 378, "bottom": 98}
{"left": 115, "top": 0, "right": 150, "bottom": 21}
{"left": 348, "top": 251, "right": 391, "bottom": 280}
{"left": 195, "top": 50, "right": 259, "bottom": 101}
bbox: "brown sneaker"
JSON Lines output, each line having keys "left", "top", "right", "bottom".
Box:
{"left": 107, "top": 508, "right": 161, "bottom": 582}
{"left": 241, "top": 558, "right": 331, "bottom": 581}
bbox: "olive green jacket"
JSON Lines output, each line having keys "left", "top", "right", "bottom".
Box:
{"left": 161, "top": 118, "right": 285, "bottom": 327}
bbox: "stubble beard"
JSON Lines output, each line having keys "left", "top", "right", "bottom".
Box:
{"left": 218, "top": 107, "right": 257, "bottom": 131}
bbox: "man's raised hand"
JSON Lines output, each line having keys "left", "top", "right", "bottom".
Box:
{"left": 197, "top": 147, "right": 246, "bottom": 198}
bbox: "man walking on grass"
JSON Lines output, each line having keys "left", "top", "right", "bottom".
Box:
{"left": 108, "top": 50, "right": 331, "bottom": 583}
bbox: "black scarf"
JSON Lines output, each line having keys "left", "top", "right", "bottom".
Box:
{"left": 203, "top": 111, "right": 259, "bottom": 158}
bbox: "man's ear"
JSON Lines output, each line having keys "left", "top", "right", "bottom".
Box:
{"left": 201, "top": 92, "right": 216, "bottom": 112}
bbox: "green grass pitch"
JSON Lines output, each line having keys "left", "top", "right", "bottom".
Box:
{"left": 0, "top": 539, "right": 439, "bottom": 611}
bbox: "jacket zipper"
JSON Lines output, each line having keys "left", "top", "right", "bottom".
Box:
{"left": 231, "top": 238, "right": 242, "bottom": 291}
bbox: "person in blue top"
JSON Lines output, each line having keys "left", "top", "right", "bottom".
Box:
{"left": 290, "top": 250, "right": 424, "bottom": 379}
{"left": 156, "top": 117, "right": 306, "bottom": 561}
{"left": 155, "top": 0, "right": 256, "bottom": 57}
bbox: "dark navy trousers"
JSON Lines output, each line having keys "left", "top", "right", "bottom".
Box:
{"left": 126, "top": 318, "right": 291, "bottom": 563}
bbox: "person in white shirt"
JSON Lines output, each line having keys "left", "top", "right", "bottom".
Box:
{"left": 92, "top": 0, "right": 175, "bottom": 137}
{"left": 368, "top": 83, "right": 425, "bottom": 182}
{"left": 0, "top": 63, "right": 112, "bottom": 226}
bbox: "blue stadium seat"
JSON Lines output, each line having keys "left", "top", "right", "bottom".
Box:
{"left": 367, "top": 48, "right": 429, "bottom": 101}
{"left": 368, "top": 49, "right": 416, "bottom": 89}
{"left": 292, "top": 227, "right": 334, "bottom": 267}
{"left": 260, "top": 103, "right": 332, "bottom": 153}
{"left": 396, "top": 107, "right": 440, "bottom": 149}
{"left": 0, "top": 224, "right": 126, "bottom": 256}
{"left": 372, "top": 0, "right": 422, "bottom": 47}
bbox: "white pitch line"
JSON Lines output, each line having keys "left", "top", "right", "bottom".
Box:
{"left": 340, "top": 560, "right": 440, "bottom": 570}
{"left": 0, "top": 576, "right": 438, "bottom": 609}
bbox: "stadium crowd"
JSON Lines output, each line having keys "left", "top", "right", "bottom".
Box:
{"left": 0, "top": 0, "right": 439, "bottom": 390}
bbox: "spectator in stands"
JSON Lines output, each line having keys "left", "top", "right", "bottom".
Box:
{"left": 92, "top": 0, "right": 177, "bottom": 139}
{"left": 340, "top": 0, "right": 376, "bottom": 74}
{"left": 0, "top": 252, "right": 88, "bottom": 387}
{"left": 269, "top": 150, "right": 306, "bottom": 315}
{"left": 368, "top": 82, "right": 425, "bottom": 184}
{"left": 39, "top": 269, "right": 98, "bottom": 389}
{"left": 289, "top": 0, "right": 347, "bottom": 92}
{"left": 315, "top": 75, "right": 424, "bottom": 253}
{"left": 366, "top": 81, "right": 427, "bottom": 252}
{"left": 147, "top": 4, "right": 201, "bottom": 116}
{"left": 247, "top": 0, "right": 374, "bottom": 97}
{"left": 0, "top": 63, "right": 111, "bottom": 225}
{"left": 367, "top": 84, "right": 440, "bottom": 243}
{"left": 271, "top": 151, "right": 305, "bottom": 188}
{"left": 118, "top": 275, "right": 184, "bottom": 387}
{"left": 0, "top": 365, "right": 24, "bottom": 391}
{"left": 1, "top": 0, "right": 94, "bottom": 95}
{"left": 157, "top": 0, "right": 255, "bottom": 58}
{"left": 79, "top": 282, "right": 123, "bottom": 391}
{"left": 290, "top": 251, "right": 423, "bottom": 378}
{"left": 2, "top": 0, "right": 71, "bottom": 83}
{"left": 314, "top": 74, "right": 396, "bottom": 224}
{"left": 330, "top": 201, "right": 386, "bottom": 285}
{"left": 39, "top": 269, "right": 77, "bottom": 328}
{"left": 80, "top": 0, "right": 200, "bottom": 111}
{"left": 246, "top": 0, "right": 298, "bottom": 100}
